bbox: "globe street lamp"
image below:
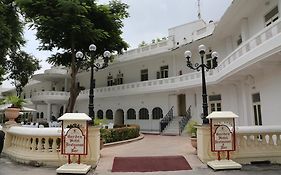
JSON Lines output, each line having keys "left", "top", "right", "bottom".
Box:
{"left": 184, "top": 45, "right": 218, "bottom": 124}
{"left": 76, "top": 44, "right": 111, "bottom": 121}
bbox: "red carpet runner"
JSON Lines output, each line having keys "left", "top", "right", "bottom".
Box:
{"left": 112, "top": 155, "right": 192, "bottom": 172}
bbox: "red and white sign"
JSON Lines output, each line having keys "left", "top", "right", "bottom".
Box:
{"left": 214, "top": 125, "right": 233, "bottom": 151}
{"left": 64, "top": 127, "right": 86, "bottom": 155}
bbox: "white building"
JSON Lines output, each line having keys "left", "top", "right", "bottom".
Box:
{"left": 1, "top": 0, "right": 281, "bottom": 133}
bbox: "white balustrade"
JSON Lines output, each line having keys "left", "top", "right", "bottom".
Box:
{"left": 3, "top": 126, "right": 100, "bottom": 166}
{"left": 32, "top": 20, "right": 281, "bottom": 101}
{"left": 197, "top": 125, "right": 281, "bottom": 164}
{"left": 31, "top": 91, "right": 69, "bottom": 102}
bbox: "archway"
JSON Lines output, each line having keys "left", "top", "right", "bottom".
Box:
{"left": 115, "top": 109, "right": 124, "bottom": 126}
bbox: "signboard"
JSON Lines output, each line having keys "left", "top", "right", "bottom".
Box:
{"left": 210, "top": 118, "right": 235, "bottom": 152}
{"left": 64, "top": 127, "right": 86, "bottom": 155}
{"left": 214, "top": 125, "right": 233, "bottom": 151}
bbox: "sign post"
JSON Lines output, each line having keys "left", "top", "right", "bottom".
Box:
{"left": 56, "top": 113, "right": 92, "bottom": 174}
{"left": 206, "top": 111, "right": 242, "bottom": 170}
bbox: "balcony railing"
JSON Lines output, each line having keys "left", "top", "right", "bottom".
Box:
{"left": 31, "top": 20, "right": 281, "bottom": 101}
{"left": 116, "top": 40, "right": 170, "bottom": 61}
{"left": 3, "top": 126, "right": 100, "bottom": 166}
{"left": 78, "top": 20, "right": 281, "bottom": 99}
{"left": 31, "top": 91, "right": 69, "bottom": 102}
{"left": 197, "top": 125, "right": 281, "bottom": 164}
{"left": 214, "top": 19, "right": 281, "bottom": 80}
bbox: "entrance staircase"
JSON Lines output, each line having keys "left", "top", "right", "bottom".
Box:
{"left": 161, "top": 116, "right": 183, "bottom": 135}
{"left": 160, "top": 106, "right": 192, "bottom": 136}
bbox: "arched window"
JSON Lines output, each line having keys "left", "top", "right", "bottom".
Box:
{"left": 127, "top": 108, "right": 136, "bottom": 120}
{"left": 139, "top": 108, "right": 149, "bottom": 120}
{"left": 97, "top": 110, "right": 103, "bottom": 119}
{"left": 106, "top": 109, "right": 113, "bottom": 120}
{"left": 152, "top": 107, "right": 163, "bottom": 119}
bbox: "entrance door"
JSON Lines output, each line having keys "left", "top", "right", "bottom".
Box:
{"left": 115, "top": 109, "right": 124, "bottom": 126}
{"left": 177, "top": 94, "right": 186, "bottom": 116}
{"left": 252, "top": 93, "right": 262, "bottom": 125}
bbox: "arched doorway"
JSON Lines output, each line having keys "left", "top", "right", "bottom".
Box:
{"left": 115, "top": 109, "right": 124, "bottom": 126}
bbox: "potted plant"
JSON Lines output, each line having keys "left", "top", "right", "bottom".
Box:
{"left": 4, "top": 95, "right": 26, "bottom": 124}
{"left": 186, "top": 120, "right": 198, "bottom": 149}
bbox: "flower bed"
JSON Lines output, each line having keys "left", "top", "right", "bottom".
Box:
{"left": 100, "top": 124, "right": 140, "bottom": 144}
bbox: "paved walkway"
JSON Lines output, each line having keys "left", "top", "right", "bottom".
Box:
{"left": 0, "top": 134, "right": 281, "bottom": 175}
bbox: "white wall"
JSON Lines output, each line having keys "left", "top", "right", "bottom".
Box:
{"left": 255, "top": 67, "right": 281, "bottom": 125}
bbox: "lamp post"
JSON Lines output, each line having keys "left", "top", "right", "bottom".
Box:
{"left": 76, "top": 44, "right": 111, "bottom": 121}
{"left": 184, "top": 45, "right": 218, "bottom": 124}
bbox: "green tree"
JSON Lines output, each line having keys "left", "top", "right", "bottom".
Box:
{"left": 7, "top": 51, "right": 41, "bottom": 96}
{"left": 16, "top": 0, "right": 129, "bottom": 113}
{"left": 0, "top": 0, "right": 24, "bottom": 84}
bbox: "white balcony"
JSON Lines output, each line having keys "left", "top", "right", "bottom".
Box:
{"left": 116, "top": 40, "right": 171, "bottom": 61}
{"left": 30, "top": 19, "right": 281, "bottom": 102}
{"left": 31, "top": 91, "right": 69, "bottom": 103}
{"left": 78, "top": 19, "right": 281, "bottom": 100}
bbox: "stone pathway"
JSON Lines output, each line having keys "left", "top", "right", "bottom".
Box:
{"left": 95, "top": 134, "right": 204, "bottom": 174}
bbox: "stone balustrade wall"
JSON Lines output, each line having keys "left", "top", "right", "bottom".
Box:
{"left": 197, "top": 125, "right": 281, "bottom": 164}
{"left": 3, "top": 126, "right": 100, "bottom": 167}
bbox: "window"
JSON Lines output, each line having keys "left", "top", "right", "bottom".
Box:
{"left": 252, "top": 93, "right": 262, "bottom": 126}
{"left": 107, "top": 73, "right": 113, "bottom": 86}
{"left": 127, "top": 108, "right": 136, "bottom": 120}
{"left": 97, "top": 110, "right": 103, "bottom": 119}
{"left": 116, "top": 71, "right": 123, "bottom": 85}
{"left": 139, "top": 108, "right": 149, "bottom": 120}
{"left": 152, "top": 107, "right": 163, "bottom": 119}
{"left": 265, "top": 6, "right": 279, "bottom": 27}
{"left": 160, "top": 65, "right": 168, "bottom": 78}
{"left": 141, "top": 69, "right": 148, "bottom": 81}
{"left": 106, "top": 109, "right": 113, "bottom": 120}
{"left": 209, "top": 94, "right": 222, "bottom": 112}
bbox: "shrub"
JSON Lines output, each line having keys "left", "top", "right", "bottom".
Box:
{"left": 100, "top": 124, "right": 140, "bottom": 143}
{"left": 186, "top": 120, "right": 198, "bottom": 138}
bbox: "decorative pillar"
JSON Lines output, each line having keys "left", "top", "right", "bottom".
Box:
{"left": 47, "top": 103, "right": 51, "bottom": 122}
{"left": 64, "top": 78, "right": 68, "bottom": 92}
{"left": 241, "top": 18, "right": 249, "bottom": 42}
{"left": 225, "top": 37, "right": 233, "bottom": 55}
{"left": 278, "top": 0, "right": 281, "bottom": 17}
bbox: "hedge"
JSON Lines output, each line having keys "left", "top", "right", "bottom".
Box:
{"left": 100, "top": 124, "right": 140, "bottom": 144}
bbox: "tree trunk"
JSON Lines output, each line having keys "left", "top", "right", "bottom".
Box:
{"left": 65, "top": 40, "right": 80, "bottom": 113}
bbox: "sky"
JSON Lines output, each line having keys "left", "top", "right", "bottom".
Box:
{"left": 2, "top": 0, "right": 232, "bottom": 88}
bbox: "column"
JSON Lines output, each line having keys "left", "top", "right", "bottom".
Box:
{"left": 172, "top": 53, "right": 177, "bottom": 76}
{"left": 46, "top": 103, "right": 51, "bottom": 122}
{"left": 279, "top": 0, "right": 281, "bottom": 17}
{"left": 225, "top": 37, "right": 233, "bottom": 55}
{"left": 241, "top": 18, "right": 249, "bottom": 42}
{"left": 149, "top": 110, "right": 153, "bottom": 131}
{"left": 240, "top": 81, "right": 250, "bottom": 125}
{"left": 64, "top": 78, "right": 68, "bottom": 92}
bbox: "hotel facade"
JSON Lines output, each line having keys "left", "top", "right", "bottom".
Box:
{"left": 2, "top": 0, "right": 281, "bottom": 132}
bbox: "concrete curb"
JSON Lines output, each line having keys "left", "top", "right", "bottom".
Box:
{"left": 103, "top": 133, "right": 144, "bottom": 147}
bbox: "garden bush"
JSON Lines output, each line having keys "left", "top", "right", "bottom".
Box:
{"left": 100, "top": 124, "right": 140, "bottom": 144}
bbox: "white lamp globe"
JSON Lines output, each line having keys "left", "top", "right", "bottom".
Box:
{"left": 184, "top": 50, "right": 192, "bottom": 58}
{"left": 103, "top": 51, "right": 111, "bottom": 58}
{"left": 211, "top": 51, "right": 219, "bottom": 58}
{"left": 198, "top": 44, "right": 206, "bottom": 53}
{"left": 75, "top": 51, "right": 83, "bottom": 58}
{"left": 89, "top": 44, "right": 97, "bottom": 51}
